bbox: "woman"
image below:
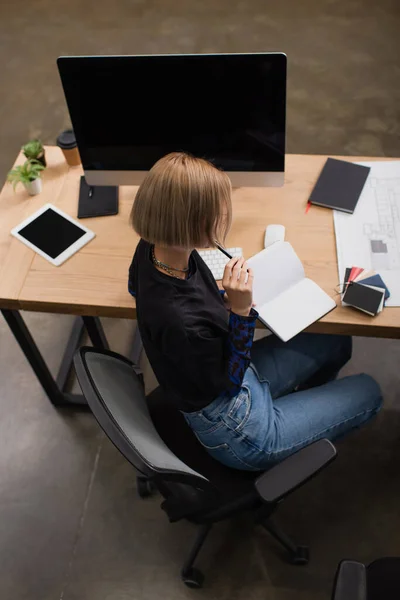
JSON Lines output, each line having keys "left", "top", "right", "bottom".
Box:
{"left": 128, "top": 152, "right": 382, "bottom": 471}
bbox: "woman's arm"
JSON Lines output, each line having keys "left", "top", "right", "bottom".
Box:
{"left": 178, "top": 307, "right": 257, "bottom": 401}
{"left": 227, "top": 308, "right": 258, "bottom": 396}
{"left": 222, "top": 255, "right": 258, "bottom": 394}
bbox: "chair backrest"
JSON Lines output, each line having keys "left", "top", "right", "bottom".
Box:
{"left": 74, "top": 347, "right": 208, "bottom": 487}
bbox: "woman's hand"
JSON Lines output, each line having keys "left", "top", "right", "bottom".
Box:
{"left": 222, "top": 257, "right": 254, "bottom": 317}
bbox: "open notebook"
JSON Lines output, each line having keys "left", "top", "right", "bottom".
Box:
{"left": 247, "top": 242, "right": 336, "bottom": 342}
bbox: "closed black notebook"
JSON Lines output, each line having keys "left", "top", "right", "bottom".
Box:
{"left": 309, "top": 158, "right": 370, "bottom": 213}
{"left": 343, "top": 282, "right": 384, "bottom": 316}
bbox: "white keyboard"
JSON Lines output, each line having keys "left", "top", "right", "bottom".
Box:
{"left": 197, "top": 247, "right": 243, "bottom": 280}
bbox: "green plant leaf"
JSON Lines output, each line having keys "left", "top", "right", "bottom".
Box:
{"left": 7, "top": 159, "right": 45, "bottom": 191}
{"left": 22, "top": 139, "right": 44, "bottom": 159}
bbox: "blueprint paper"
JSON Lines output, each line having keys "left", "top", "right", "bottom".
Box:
{"left": 334, "top": 161, "right": 400, "bottom": 306}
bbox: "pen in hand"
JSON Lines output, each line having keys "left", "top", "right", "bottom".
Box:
{"left": 214, "top": 241, "right": 233, "bottom": 260}
{"left": 215, "top": 241, "right": 248, "bottom": 279}
{"left": 215, "top": 242, "right": 256, "bottom": 308}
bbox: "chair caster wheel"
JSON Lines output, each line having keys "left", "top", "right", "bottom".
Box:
{"left": 181, "top": 567, "right": 205, "bottom": 588}
{"left": 137, "top": 476, "right": 156, "bottom": 498}
{"left": 291, "top": 545, "right": 310, "bottom": 566}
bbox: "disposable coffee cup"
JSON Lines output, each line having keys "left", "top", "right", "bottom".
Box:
{"left": 57, "top": 129, "right": 81, "bottom": 166}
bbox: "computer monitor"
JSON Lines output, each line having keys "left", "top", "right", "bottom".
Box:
{"left": 57, "top": 53, "right": 287, "bottom": 187}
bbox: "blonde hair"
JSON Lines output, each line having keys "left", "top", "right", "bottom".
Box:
{"left": 130, "top": 152, "right": 232, "bottom": 248}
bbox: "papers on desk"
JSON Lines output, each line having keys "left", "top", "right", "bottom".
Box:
{"left": 334, "top": 161, "right": 400, "bottom": 306}
{"left": 247, "top": 242, "right": 336, "bottom": 342}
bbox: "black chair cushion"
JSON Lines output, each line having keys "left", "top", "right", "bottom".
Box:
{"left": 147, "top": 386, "right": 261, "bottom": 498}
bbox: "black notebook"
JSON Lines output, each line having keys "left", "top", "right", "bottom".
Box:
{"left": 309, "top": 158, "right": 370, "bottom": 213}
{"left": 342, "top": 282, "right": 384, "bottom": 316}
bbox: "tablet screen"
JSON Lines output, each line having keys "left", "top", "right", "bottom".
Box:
{"left": 17, "top": 208, "right": 86, "bottom": 259}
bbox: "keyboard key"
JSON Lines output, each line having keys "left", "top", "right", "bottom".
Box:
{"left": 197, "top": 247, "right": 243, "bottom": 280}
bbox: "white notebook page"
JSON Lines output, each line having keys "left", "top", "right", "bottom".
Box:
{"left": 247, "top": 242, "right": 305, "bottom": 306}
{"left": 257, "top": 278, "right": 336, "bottom": 342}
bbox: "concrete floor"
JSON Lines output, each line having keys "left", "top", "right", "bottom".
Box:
{"left": 0, "top": 1, "right": 400, "bottom": 598}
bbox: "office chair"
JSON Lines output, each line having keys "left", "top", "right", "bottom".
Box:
{"left": 331, "top": 558, "right": 400, "bottom": 600}
{"left": 73, "top": 347, "right": 337, "bottom": 588}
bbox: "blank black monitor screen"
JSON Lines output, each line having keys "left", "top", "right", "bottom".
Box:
{"left": 57, "top": 53, "right": 286, "bottom": 172}
{"left": 18, "top": 209, "right": 85, "bottom": 259}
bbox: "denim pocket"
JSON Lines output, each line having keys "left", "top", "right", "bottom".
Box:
{"left": 226, "top": 387, "right": 251, "bottom": 431}
{"left": 184, "top": 410, "right": 222, "bottom": 435}
{"left": 200, "top": 441, "right": 258, "bottom": 471}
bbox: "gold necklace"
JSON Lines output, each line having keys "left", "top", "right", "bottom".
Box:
{"left": 151, "top": 246, "right": 188, "bottom": 280}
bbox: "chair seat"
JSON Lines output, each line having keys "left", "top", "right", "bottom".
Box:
{"left": 147, "top": 386, "right": 261, "bottom": 499}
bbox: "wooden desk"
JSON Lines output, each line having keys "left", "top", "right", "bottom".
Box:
{"left": 1, "top": 147, "right": 399, "bottom": 405}
{"left": 2, "top": 147, "right": 399, "bottom": 335}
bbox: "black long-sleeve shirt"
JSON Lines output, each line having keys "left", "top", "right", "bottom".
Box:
{"left": 128, "top": 239, "right": 257, "bottom": 412}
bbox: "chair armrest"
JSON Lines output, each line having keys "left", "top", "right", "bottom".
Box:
{"left": 331, "top": 560, "right": 367, "bottom": 600}
{"left": 255, "top": 438, "right": 337, "bottom": 503}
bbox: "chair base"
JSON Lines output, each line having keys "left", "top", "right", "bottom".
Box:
{"left": 290, "top": 545, "right": 310, "bottom": 566}
{"left": 137, "top": 482, "right": 311, "bottom": 586}
{"left": 181, "top": 523, "right": 212, "bottom": 588}
{"left": 261, "top": 518, "right": 310, "bottom": 566}
{"left": 136, "top": 475, "right": 157, "bottom": 499}
{"left": 181, "top": 567, "right": 205, "bottom": 589}
{"left": 178, "top": 518, "right": 309, "bottom": 588}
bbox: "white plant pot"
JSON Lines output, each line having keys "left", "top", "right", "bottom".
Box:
{"left": 24, "top": 178, "right": 42, "bottom": 196}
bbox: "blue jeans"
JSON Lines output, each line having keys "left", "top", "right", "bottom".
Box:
{"left": 183, "top": 334, "right": 383, "bottom": 471}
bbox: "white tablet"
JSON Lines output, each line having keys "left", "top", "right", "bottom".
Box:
{"left": 11, "top": 203, "right": 95, "bottom": 266}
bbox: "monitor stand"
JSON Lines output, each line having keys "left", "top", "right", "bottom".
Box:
{"left": 77, "top": 176, "right": 119, "bottom": 218}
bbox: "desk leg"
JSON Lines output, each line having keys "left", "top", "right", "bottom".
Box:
{"left": 83, "top": 316, "right": 143, "bottom": 379}
{"left": 82, "top": 316, "right": 109, "bottom": 350}
{"left": 2, "top": 309, "right": 87, "bottom": 407}
{"left": 57, "top": 316, "right": 85, "bottom": 391}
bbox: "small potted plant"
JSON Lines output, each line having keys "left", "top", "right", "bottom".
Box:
{"left": 7, "top": 159, "right": 45, "bottom": 195}
{"left": 22, "top": 139, "right": 46, "bottom": 167}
